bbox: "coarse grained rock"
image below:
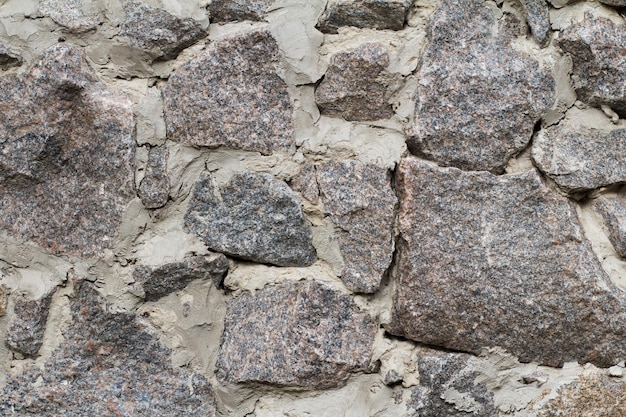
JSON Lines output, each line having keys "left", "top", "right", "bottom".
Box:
{"left": 0, "top": 280, "right": 216, "bottom": 416}
{"left": 39, "top": 0, "right": 104, "bottom": 33}
{"left": 208, "top": 0, "right": 272, "bottom": 22}
{"left": 388, "top": 157, "right": 626, "bottom": 368}
{"left": 133, "top": 253, "right": 229, "bottom": 301}
{"left": 315, "top": 43, "right": 393, "bottom": 121}
{"left": 521, "top": 0, "right": 550, "bottom": 46}
{"left": 316, "top": 160, "right": 397, "bottom": 293}
{"left": 594, "top": 194, "right": 626, "bottom": 258}
{"left": 316, "top": 0, "right": 412, "bottom": 33}
{"left": 0, "top": 44, "right": 135, "bottom": 257}
{"left": 162, "top": 30, "right": 294, "bottom": 155}
{"left": 6, "top": 289, "right": 55, "bottom": 357}
{"left": 290, "top": 162, "right": 319, "bottom": 205}
{"left": 216, "top": 280, "right": 378, "bottom": 389}
{"left": 407, "top": 0, "right": 554, "bottom": 173}
{"left": 184, "top": 172, "right": 316, "bottom": 267}
{"left": 599, "top": 0, "right": 626, "bottom": 6}
{"left": 138, "top": 146, "right": 170, "bottom": 209}
{"left": 0, "top": 44, "right": 22, "bottom": 70}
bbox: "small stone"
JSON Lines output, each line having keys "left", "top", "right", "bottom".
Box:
{"left": 7, "top": 289, "right": 55, "bottom": 357}
{"left": 315, "top": 43, "right": 393, "bottom": 121}
{"left": 316, "top": 0, "right": 412, "bottom": 33}
{"left": 39, "top": 0, "right": 104, "bottom": 33}
{"left": 0, "top": 286, "right": 7, "bottom": 317}
{"left": 594, "top": 194, "right": 626, "bottom": 258}
{"left": 138, "top": 146, "right": 170, "bottom": 209}
{"left": 609, "top": 366, "right": 624, "bottom": 377}
{"left": 521, "top": 0, "right": 551, "bottom": 46}
{"left": 163, "top": 30, "right": 294, "bottom": 155}
{"left": 184, "top": 172, "right": 316, "bottom": 267}
{"left": 0, "top": 45, "right": 22, "bottom": 70}
{"left": 216, "top": 280, "right": 378, "bottom": 389}
{"left": 208, "top": 0, "right": 272, "bottom": 22}
{"left": 521, "top": 372, "right": 549, "bottom": 386}
{"left": 289, "top": 163, "right": 319, "bottom": 205}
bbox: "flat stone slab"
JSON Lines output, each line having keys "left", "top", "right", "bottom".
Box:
{"left": 208, "top": 0, "right": 272, "bottom": 22}
{"left": 138, "top": 146, "right": 170, "bottom": 209}
{"left": 316, "top": 0, "right": 412, "bottom": 33}
{"left": 7, "top": 290, "right": 54, "bottom": 357}
{"left": 594, "top": 194, "right": 626, "bottom": 258}
{"left": 389, "top": 157, "right": 626, "bottom": 367}
{"left": 39, "top": 0, "right": 104, "bottom": 33}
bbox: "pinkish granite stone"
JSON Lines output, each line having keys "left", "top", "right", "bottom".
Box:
{"left": 6, "top": 289, "right": 55, "bottom": 357}
{"left": 138, "top": 146, "right": 169, "bottom": 209}
{"left": 594, "top": 194, "right": 626, "bottom": 258}
{"left": 521, "top": 0, "right": 551, "bottom": 46}
{"left": 39, "top": 0, "right": 104, "bottom": 33}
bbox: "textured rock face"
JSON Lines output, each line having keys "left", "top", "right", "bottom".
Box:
{"left": 0, "top": 286, "right": 7, "bottom": 317}
{"left": 315, "top": 43, "right": 393, "bottom": 121}
{"left": 216, "top": 280, "right": 377, "bottom": 389}
{"left": 389, "top": 157, "right": 626, "bottom": 367}
{"left": 0, "top": 44, "right": 22, "bottom": 70}
{"left": 316, "top": 160, "right": 397, "bottom": 293}
{"left": 6, "top": 290, "right": 55, "bottom": 357}
{"left": 138, "top": 146, "right": 170, "bottom": 209}
{"left": 594, "top": 194, "right": 626, "bottom": 258}
{"left": 39, "top": 0, "right": 104, "bottom": 33}
{"left": 185, "top": 172, "right": 316, "bottom": 267}
{"left": 521, "top": 0, "right": 550, "bottom": 46}
{"left": 0, "top": 45, "right": 135, "bottom": 257}
{"left": 407, "top": 0, "right": 554, "bottom": 173}
{"left": 290, "top": 162, "right": 319, "bottom": 204}
{"left": 316, "top": 0, "right": 411, "bottom": 33}
{"left": 163, "top": 30, "right": 294, "bottom": 155}
{"left": 599, "top": 0, "right": 626, "bottom": 5}
{"left": 208, "top": 0, "right": 272, "bottom": 22}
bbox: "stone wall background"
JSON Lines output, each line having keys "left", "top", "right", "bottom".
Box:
{"left": 0, "top": 0, "right": 625, "bottom": 415}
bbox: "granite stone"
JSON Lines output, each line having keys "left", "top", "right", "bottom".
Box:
{"left": 39, "top": 0, "right": 104, "bottom": 33}
{"left": 185, "top": 172, "right": 316, "bottom": 267}
{"left": 594, "top": 194, "right": 626, "bottom": 258}
{"left": 407, "top": 0, "right": 554, "bottom": 173}
{"left": 0, "top": 44, "right": 135, "bottom": 257}
{"left": 290, "top": 162, "right": 319, "bottom": 205}
{"left": 316, "top": 0, "right": 412, "bottom": 33}
{"left": 6, "top": 290, "right": 55, "bottom": 357}
{"left": 0, "top": 286, "right": 7, "bottom": 317}
{"left": 216, "top": 280, "right": 378, "bottom": 389}
{"left": 163, "top": 30, "right": 294, "bottom": 155}
{"left": 138, "top": 146, "right": 170, "bottom": 209}
{"left": 208, "top": 0, "right": 272, "bottom": 22}
{"left": 0, "top": 44, "right": 22, "bottom": 70}
{"left": 389, "top": 157, "right": 626, "bottom": 367}
{"left": 521, "top": 0, "right": 551, "bottom": 46}
{"left": 599, "top": 0, "right": 626, "bottom": 5}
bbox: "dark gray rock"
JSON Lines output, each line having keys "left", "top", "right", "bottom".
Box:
{"left": 163, "top": 30, "right": 294, "bottom": 155}
{"left": 389, "top": 157, "right": 626, "bottom": 368}
{"left": 594, "top": 194, "right": 626, "bottom": 258}
{"left": 521, "top": 0, "right": 550, "bottom": 46}
{"left": 0, "top": 45, "right": 22, "bottom": 70}
{"left": 290, "top": 163, "right": 319, "bottom": 205}
{"left": 0, "top": 44, "right": 135, "bottom": 257}
{"left": 6, "top": 290, "right": 55, "bottom": 357}
{"left": 39, "top": 0, "right": 104, "bottom": 33}
{"left": 599, "top": 0, "right": 626, "bottom": 6}
{"left": 138, "top": 146, "right": 169, "bottom": 209}
{"left": 407, "top": 0, "right": 554, "bottom": 173}
{"left": 185, "top": 171, "right": 316, "bottom": 267}
{"left": 316, "top": 160, "right": 397, "bottom": 293}
{"left": 208, "top": 0, "right": 272, "bottom": 22}
{"left": 317, "top": 0, "right": 412, "bottom": 33}
{"left": 315, "top": 43, "right": 393, "bottom": 121}
{"left": 216, "top": 280, "right": 378, "bottom": 389}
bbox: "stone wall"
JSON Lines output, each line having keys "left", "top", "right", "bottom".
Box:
{"left": 0, "top": 0, "right": 625, "bottom": 415}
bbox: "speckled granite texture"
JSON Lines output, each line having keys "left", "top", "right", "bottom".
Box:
{"left": 208, "top": 0, "right": 272, "bottom": 22}
{"left": 6, "top": 290, "right": 54, "bottom": 357}
{"left": 138, "top": 146, "right": 170, "bottom": 209}
{"left": 317, "top": 0, "right": 412, "bottom": 33}
{"left": 521, "top": 0, "right": 550, "bottom": 46}
{"left": 39, "top": 0, "right": 104, "bottom": 33}
{"left": 594, "top": 194, "right": 626, "bottom": 259}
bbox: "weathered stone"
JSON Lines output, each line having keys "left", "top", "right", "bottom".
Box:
{"left": 389, "top": 157, "right": 626, "bottom": 367}
{"left": 0, "top": 281, "right": 216, "bottom": 416}
{"left": 138, "top": 146, "right": 170, "bottom": 209}
{"left": 594, "top": 194, "right": 626, "bottom": 258}
{"left": 0, "top": 45, "right": 22, "bottom": 70}
{"left": 290, "top": 162, "right": 319, "bottom": 205}
{"left": 316, "top": 0, "right": 412, "bottom": 33}
{"left": 0, "top": 286, "right": 7, "bottom": 317}
{"left": 599, "top": 0, "right": 626, "bottom": 6}
{"left": 133, "top": 253, "right": 229, "bottom": 301}
{"left": 558, "top": 15, "right": 626, "bottom": 117}
{"left": 316, "top": 160, "right": 396, "bottom": 293}
{"left": 521, "top": 0, "right": 550, "bottom": 46}
{"left": 6, "top": 290, "right": 55, "bottom": 357}
{"left": 185, "top": 172, "right": 316, "bottom": 267}
{"left": 407, "top": 0, "right": 554, "bottom": 173}
{"left": 0, "top": 45, "right": 135, "bottom": 257}
{"left": 163, "top": 30, "right": 294, "bottom": 155}
{"left": 315, "top": 43, "right": 393, "bottom": 121}
{"left": 216, "top": 280, "right": 377, "bottom": 389}
{"left": 208, "top": 0, "right": 272, "bottom": 22}
{"left": 39, "top": 0, "right": 104, "bottom": 33}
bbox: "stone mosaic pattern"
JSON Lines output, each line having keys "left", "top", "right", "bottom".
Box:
{"left": 317, "top": 0, "right": 412, "bottom": 33}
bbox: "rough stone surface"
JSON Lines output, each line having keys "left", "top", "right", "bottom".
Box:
{"left": 407, "top": 0, "right": 554, "bottom": 173}
{"left": 208, "top": 0, "right": 272, "bottom": 22}
{"left": 6, "top": 290, "right": 55, "bottom": 357}
{"left": 389, "top": 157, "right": 626, "bottom": 368}
{"left": 315, "top": 43, "right": 393, "bottom": 121}
{"left": 0, "top": 281, "right": 216, "bottom": 416}
{"left": 290, "top": 162, "right": 319, "bottom": 205}
{"left": 39, "top": 0, "right": 104, "bottom": 33}
{"left": 216, "top": 280, "right": 377, "bottom": 389}
{"left": 316, "top": 160, "right": 397, "bottom": 293}
{"left": 0, "top": 45, "right": 22, "bottom": 70}
{"left": 594, "top": 194, "right": 626, "bottom": 258}
{"left": 133, "top": 253, "right": 229, "bottom": 301}
{"left": 163, "top": 30, "right": 294, "bottom": 155}
{"left": 316, "top": 0, "right": 411, "bottom": 33}
{"left": 138, "top": 146, "right": 170, "bottom": 209}
{"left": 521, "top": 0, "right": 551, "bottom": 46}
{"left": 0, "top": 45, "right": 135, "bottom": 257}
{"left": 185, "top": 172, "right": 316, "bottom": 267}
{"left": 599, "top": 0, "right": 626, "bottom": 6}
{"left": 0, "top": 286, "right": 7, "bottom": 317}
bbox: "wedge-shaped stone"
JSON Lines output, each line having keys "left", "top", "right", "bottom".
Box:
{"left": 317, "top": 0, "right": 411, "bottom": 33}
{"left": 594, "top": 194, "right": 626, "bottom": 259}
{"left": 138, "top": 146, "right": 170, "bottom": 209}
{"left": 7, "top": 289, "right": 55, "bottom": 357}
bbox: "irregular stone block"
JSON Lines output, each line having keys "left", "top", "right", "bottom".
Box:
{"left": 163, "top": 30, "right": 294, "bottom": 155}
{"left": 138, "top": 146, "right": 170, "bottom": 209}
{"left": 216, "top": 280, "right": 378, "bottom": 389}
{"left": 317, "top": 0, "right": 412, "bottom": 33}
{"left": 316, "top": 160, "right": 397, "bottom": 293}
{"left": 208, "top": 0, "right": 272, "bottom": 22}
{"left": 0, "top": 45, "right": 135, "bottom": 257}
{"left": 6, "top": 290, "right": 55, "bottom": 357}
{"left": 0, "top": 286, "right": 7, "bottom": 317}
{"left": 600, "top": 0, "right": 626, "bottom": 5}
{"left": 521, "top": 0, "right": 550, "bottom": 46}
{"left": 290, "top": 162, "right": 319, "bottom": 205}
{"left": 389, "top": 157, "right": 626, "bottom": 367}
{"left": 594, "top": 194, "right": 626, "bottom": 258}
{"left": 0, "top": 45, "right": 22, "bottom": 70}
{"left": 39, "top": 0, "right": 104, "bottom": 33}
{"left": 185, "top": 172, "right": 316, "bottom": 267}
{"left": 315, "top": 43, "right": 393, "bottom": 121}
{"left": 407, "top": 0, "right": 554, "bottom": 173}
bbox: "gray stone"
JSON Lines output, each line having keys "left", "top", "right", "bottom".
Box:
{"left": 594, "top": 194, "right": 626, "bottom": 258}
{"left": 388, "top": 157, "right": 626, "bottom": 368}
{"left": 208, "top": 0, "right": 272, "bottom": 22}
{"left": 138, "top": 146, "right": 170, "bottom": 209}
{"left": 216, "top": 280, "right": 378, "bottom": 389}
{"left": 315, "top": 43, "right": 393, "bottom": 121}
{"left": 290, "top": 162, "right": 319, "bottom": 205}
{"left": 316, "top": 0, "right": 412, "bottom": 33}
{"left": 0, "top": 44, "right": 135, "bottom": 257}
{"left": 316, "top": 160, "right": 397, "bottom": 293}
{"left": 0, "top": 45, "right": 22, "bottom": 70}
{"left": 184, "top": 171, "right": 316, "bottom": 267}
{"left": 521, "top": 0, "right": 551, "bottom": 46}
{"left": 407, "top": 0, "right": 554, "bottom": 173}
{"left": 163, "top": 30, "right": 294, "bottom": 155}
{"left": 6, "top": 290, "right": 55, "bottom": 357}
{"left": 599, "top": 0, "right": 626, "bottom": 6}
{"left": 39, "top": 0, "right": 104, "bottom": 33}
{"left": 0, "top": 286, "right": 7, "bottom": 317}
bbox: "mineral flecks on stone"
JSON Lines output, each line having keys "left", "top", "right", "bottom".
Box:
{"left": 290, "top": 162, "right": 319, "bottom": 205}
{"left": 39, "top": 0, "right": 104, "bottom": 33}
{"left": 316, "top": 0, "right": 411, "bottom": 33}
{"left": 521, "top": 0, "right": 551, "bottom": 46}
{"left": 407, "top": 0, "right": 554, "bottom": 173}
{"left": 216, "top": 280, "right": 377, "bottom": 389}
{"left": 594, "top": 194, "right": 626, "bottom": 258}
{"left": 138, "top": 146, "right": 170, "bottom": 209}
{"left": 185, "top": 172, "right": 316, "bottom": 267}
{"left": 6, "top": 290, "right": 55, "bottom": 357}
{"left": 208, "top": 0, "right": 272, "bottom": 22}
{"left": 163, "top": 30, "right": 294, "bottom": 155}
{"left": 0, "top": 45, "right": 22, "bottom": 70}
{"left": 389, "top": 157, "right": 626, "bottom": 367}
{"left": 0, "top": 44, "right": 135, "bottom": 257}
{"left": 316, "top": 160, "right": 396, "bottom": 293}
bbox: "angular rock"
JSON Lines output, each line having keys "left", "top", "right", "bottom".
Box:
{"left": 6, "top": 290, "right": 55, "bottom": 357}
{"left": 0, "top": 281, "right": 216, "bottom": 416}
{"left": 290, "top": 162, "right": 319, "bottom": 205}
{"left": 316, "top": 0, "right": 412, "bottom": 33}
{"left": 389, "top": 157, "right": 626, "bottom": 367}
{"left": 138, "top": 146, "right": 170, "bottom": 209}
{"left": 594, "top": 194, "right": 626, "bottom": 258}
{"left": 315, "top": 43, "right": 393, "bottom": 121}
{"left": 316, "top": 160, "right": 397, "bottom": 293}
{"left": 407, "top": 0, "right": 554, "bottom": 173}
{"left": 521, "top": 0, "right": 550, "bottom": 46}
{"left": 163, "top": 30, "right": 294, "bottom": 155}
{"left": 208, "top": 0, "right": 272, "bottom": 22}
{"left": 185, "top": 172, "right": 316, "bottom": 267}
{"left": 0, "top": 45, "right": 135, "bottom": 257}
{"left": 599, "top": 0, "right": 626, "bottom": 5}
{"left": 39, "top": 0, "right": 104, "bottom": 33}
{"left": 216, "top": 280, "right": 377, "bottom": 389}
{"left": 0, "top": 45, "right": 22, "bottom": 70}
{"left": 0, "top": 286, "right": 6, "bottom": 317}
